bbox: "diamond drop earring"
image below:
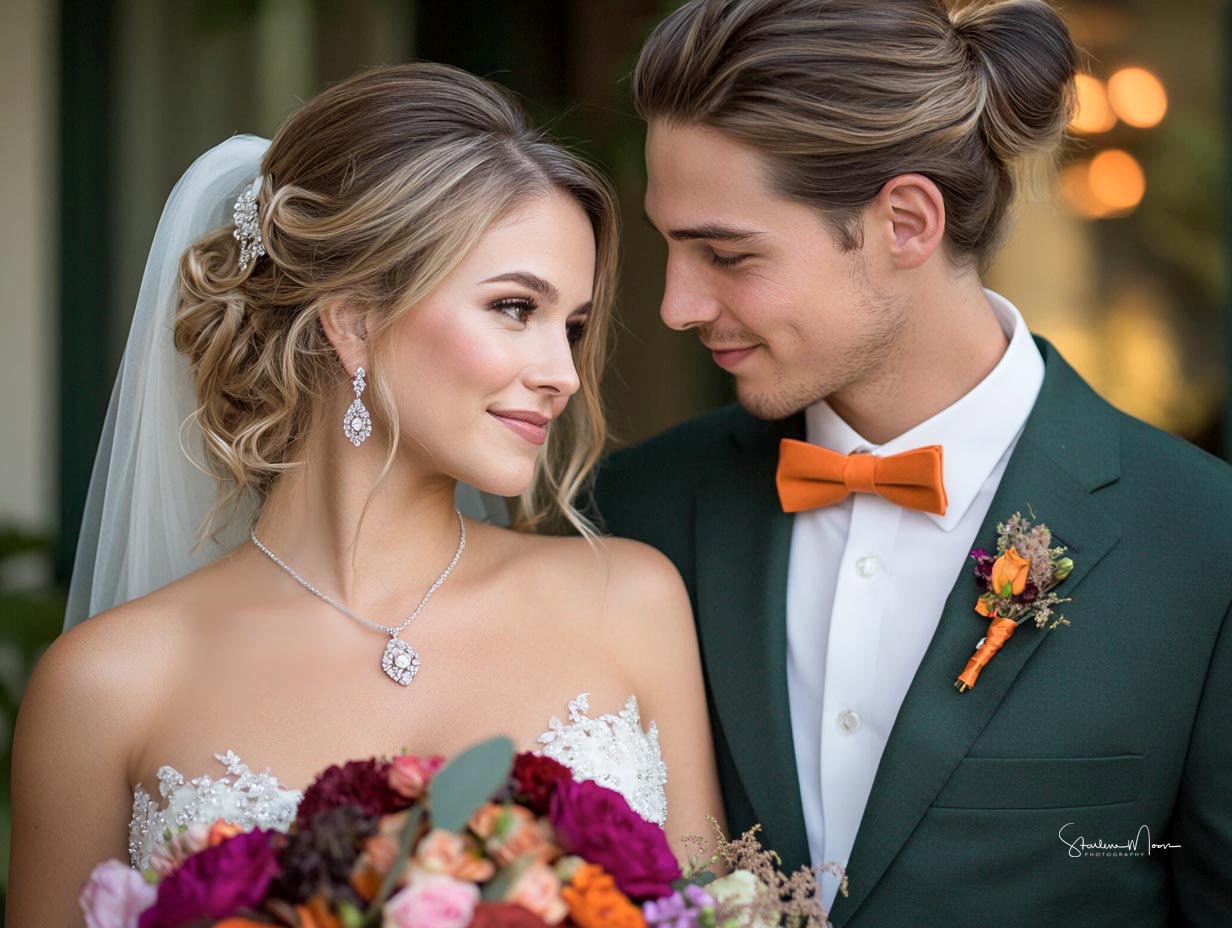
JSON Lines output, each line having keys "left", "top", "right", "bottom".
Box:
{"left": 342, "top": 366, "right": 373, "bottom": 447}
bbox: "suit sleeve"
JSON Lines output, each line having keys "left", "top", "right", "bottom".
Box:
{"left": 1169, "top": 596, "right": 1232, "bottom": 924}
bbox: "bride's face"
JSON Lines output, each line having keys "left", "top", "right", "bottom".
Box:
{"left": 384, "top": 192, "right": 596, "bottom": 496}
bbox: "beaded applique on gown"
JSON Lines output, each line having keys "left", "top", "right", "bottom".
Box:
{"left": 128, "top": 693, "right": 667, "bottom": 869}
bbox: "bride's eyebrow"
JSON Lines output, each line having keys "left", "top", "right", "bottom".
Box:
{"left": 480, "top": 271, "right": 561, "bottom": 304}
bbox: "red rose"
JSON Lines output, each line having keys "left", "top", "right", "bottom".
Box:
{"left": 510, "top": 754, "right": 572, "bottom": 815}
{"left": 468, "top": 902, "right": 551, "bottom": 928}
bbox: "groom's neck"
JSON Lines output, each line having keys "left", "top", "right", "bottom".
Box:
{"left": 825, "top": 273, "right": 1011, "bottom": 445}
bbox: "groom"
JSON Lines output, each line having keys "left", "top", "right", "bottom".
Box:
{"left": 593, "top": 0, "right": 1232, "bottom": 924}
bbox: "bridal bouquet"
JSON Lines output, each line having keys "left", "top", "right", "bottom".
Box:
{"left": 81, "top": 739, "right": 837, "bottom": 928}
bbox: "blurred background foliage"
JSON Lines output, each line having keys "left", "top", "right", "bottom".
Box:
{"left": 1, "top": 0, "right": 1227, "bottom": 916}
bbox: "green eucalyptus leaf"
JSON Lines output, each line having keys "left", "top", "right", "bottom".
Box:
{"left": 429, "top": 737, "right": 515, "bottom": 833}
{"left": 339, "top": 901, "right": 366, "bottom": 928}
{"left": 482, "top": 854, "right": 535, "bottom": 902}
{"left": 367, "top": 806, "right": 424, "bottom": 919}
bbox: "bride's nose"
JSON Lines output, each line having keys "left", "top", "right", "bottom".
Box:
{"left": 524, "top": 329, "right": 581, "bottom": 397}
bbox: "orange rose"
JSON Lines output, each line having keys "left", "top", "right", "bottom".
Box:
{"left": 353, "top": 811, "right": 414, "bottom": 898}
{"left": 506, "top": 861, "right": 568, "bottom": 925}
{"left": 415, "top": 827, "right": 497, "bottom": 882}
{"left": 991, "top": 547, "right": 1030, "bottom": 598}
{"left": 469, "top": 803, "right": 504, "bottom": 841}
{"left": 975, "top": 592, "right": 998, "bottom": 617}
{"left": 368, "top": 811, "right": 411, "bottom": 871}
{"left": 207, "top": 819, "right": 243, "bottom": 847}
{"left": 350, "top": 863, "right": 384, "bottom": 903}
{"left": 479, "top": 805, "right": 558, "bottom": 867}
{"left": 297, "top": 896, "right": 343, "bottom": 928}
{"left": 562, "top": 863, "right": 646, "bottom": 928}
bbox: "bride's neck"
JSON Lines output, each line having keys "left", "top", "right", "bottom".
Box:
{"left": 251, "top": 434, "right": 465, "bottom": 614}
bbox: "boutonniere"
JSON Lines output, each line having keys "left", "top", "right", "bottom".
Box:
{"left": 955, "top": 510, "right": 1073, "bottom": 693}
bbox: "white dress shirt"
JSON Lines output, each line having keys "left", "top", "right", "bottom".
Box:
{"left": 785, "top": 290, "right": 1045, "bottom": 909}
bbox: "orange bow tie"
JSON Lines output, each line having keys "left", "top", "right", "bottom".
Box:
{"left": 776, "top": 438, "right": 948, "bottom": 515}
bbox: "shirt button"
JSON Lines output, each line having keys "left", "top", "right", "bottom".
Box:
{"left": 837, "top": 710, "right": 861, "bottom": 733}
{"left": 856, "top": 556, "right": 879, "bottom": 577}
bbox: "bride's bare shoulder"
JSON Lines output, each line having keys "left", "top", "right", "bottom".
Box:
{"left": 29, "top": 553, "right": 244, "bottom": 716}
{"left": 484, "top": 526, "right": 690, "bottom": 634}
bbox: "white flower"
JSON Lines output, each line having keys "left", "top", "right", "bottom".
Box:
{"left": 709, "top": 870, "right": 779, "bottom": 928}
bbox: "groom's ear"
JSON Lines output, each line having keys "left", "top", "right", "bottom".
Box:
{"left": 872, "top": 173, "right": 947, "bottom": 271}
{"left": 318, "top": 298, "right": 370, "bottom": 374}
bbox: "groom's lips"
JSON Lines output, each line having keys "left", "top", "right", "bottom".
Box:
{"left": 709, "top": 345, "right": 758, "bottom": 370}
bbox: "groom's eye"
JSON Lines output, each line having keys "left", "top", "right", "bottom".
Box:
{"left": 709, "top": 249, "right": 750, "bottom": 269}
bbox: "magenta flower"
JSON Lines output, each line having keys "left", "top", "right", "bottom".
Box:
{"left": 969, "top": 548, "right": 995, "bottom": 584}
{"left": 137, "top": 829, "right": 280, "bottom": 928}
{"left": 548, "top": 778, "right": 680, "bottom": 900}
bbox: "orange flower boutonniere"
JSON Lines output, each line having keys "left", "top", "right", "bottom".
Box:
{"left": 957, "top": 511, "right": 1074, "bottom": 692}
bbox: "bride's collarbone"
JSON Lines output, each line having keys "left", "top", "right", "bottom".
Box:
{"left": 124, "top": 532, "right": 644, "bottom": 795}
{"left": 128, "top": 680, "right": 644, "bottom": 800}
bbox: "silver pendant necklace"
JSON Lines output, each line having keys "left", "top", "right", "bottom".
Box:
{"left": 249, "top": 509, "right": 466, "bottom": 686}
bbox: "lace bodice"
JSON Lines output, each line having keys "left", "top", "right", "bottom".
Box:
{"left": 128, "top": 693, "right": 667, "bottom": 870}
{"left": 535, "top": 693, "right": 667, "bottom": 825}
{"left": 128, "top": 750, "right": 301, "bottom": 872}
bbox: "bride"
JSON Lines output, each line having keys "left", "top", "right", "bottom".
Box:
{"left": 6, "top": 63, "right": 722, "bottom": 924}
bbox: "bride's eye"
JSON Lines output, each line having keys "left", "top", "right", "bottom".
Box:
{"left": 491, "top": 297, "right": 537, "bottom": 323}
{"left": 567, "top": 321, "right": 587, "bottom": 345}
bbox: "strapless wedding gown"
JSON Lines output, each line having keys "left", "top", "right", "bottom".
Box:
{"left": 128, "top": 693, "right": 667, "bottom": 870}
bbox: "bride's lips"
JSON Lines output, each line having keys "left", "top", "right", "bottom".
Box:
{"left": 709, "top": 345, "right": 758, "bottom": 370}
{"left": 489, "top": 409, "right": 550, "bottom": 446}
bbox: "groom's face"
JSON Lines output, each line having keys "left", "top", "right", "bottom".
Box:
{"left": 643, "top": 123, "right": 905, "bottom": 420}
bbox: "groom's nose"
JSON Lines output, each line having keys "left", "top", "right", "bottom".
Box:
{"left": 659, "top": 259, "right": 722, "bottom": 331}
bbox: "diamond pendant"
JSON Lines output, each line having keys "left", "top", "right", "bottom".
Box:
{"left": 381, "top": 637, "right": 421, "bottom": 686}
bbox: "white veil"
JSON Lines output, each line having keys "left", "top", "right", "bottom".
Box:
{"left": 64, "top": 135, "right": 508, "bottom": 632}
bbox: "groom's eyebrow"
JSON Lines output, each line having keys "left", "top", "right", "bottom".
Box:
{"left": 480, "top": 271, "right": 561, "bottom": 304}
{"left": 641, "top": 211, "right": 764, "bottom": 243}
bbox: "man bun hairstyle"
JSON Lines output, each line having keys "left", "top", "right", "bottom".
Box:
{"left": 633, "top": 0, "right": 1078, "bottom": 268}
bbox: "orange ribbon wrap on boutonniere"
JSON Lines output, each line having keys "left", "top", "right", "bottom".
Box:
{"left": 954, "top": 616, "right": 1018, "bottom": 693}
{"left": 956, "top": 512, "right": 1074, "bottom": 693}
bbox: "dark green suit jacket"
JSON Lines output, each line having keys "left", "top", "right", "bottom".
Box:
{"left": 593, "top": 338, "right": 1232, "bottom": 926}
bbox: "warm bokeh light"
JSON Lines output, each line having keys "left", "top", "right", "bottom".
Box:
{"left": 1059, "top": 162, "right": 1112, "bottom": 219}
{"left": 1107, "top": 67, "right": 1168, "bottom": 128}
{"left": 1088, "top": 149, "right": 1146, "bottom": 213}
{"left": 1070, "top": 74, "right": 1117, "bottom": 133}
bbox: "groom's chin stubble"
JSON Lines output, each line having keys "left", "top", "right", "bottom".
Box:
{"left": 735, "top": 379, "right": 826, "bottom": 422}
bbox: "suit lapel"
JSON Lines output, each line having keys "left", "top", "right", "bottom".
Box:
{"left": 694, "top": 412, "right": 812, "bottom": 870}
{"left": 828, "top": 340, "right": 1124, "bottom": 925}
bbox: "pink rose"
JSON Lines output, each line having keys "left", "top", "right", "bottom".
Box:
{"left": 79, "top": 859, "right": 158, "bottom": 928}
{"left": 389, "top": 754, "right": 445, "bottom": 800}
{"left": 506, "top": 862, "right": 567, "bottom": 925}
{"left": 148, "top": 822, "right": 212, "bottom": 877}
{"left": 384, "top": 874, "right": 480, "bottom": 928}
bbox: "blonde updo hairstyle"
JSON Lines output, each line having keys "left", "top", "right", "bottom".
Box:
{"left": 633, "top": 0, "right": 1079, "bottom": 270}
{"left": 174, "top": 63, "right": 618, "bottom": 541}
